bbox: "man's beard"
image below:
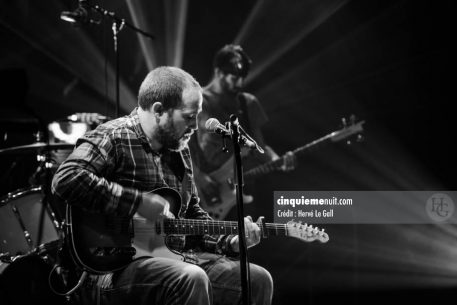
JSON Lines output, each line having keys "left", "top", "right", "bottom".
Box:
{"left": 157, "top": 119, "right": 192, "bottom": 151}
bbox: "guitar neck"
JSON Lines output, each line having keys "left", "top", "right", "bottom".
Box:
{"left": 163, "top": 219, "right": 289, "bottom": 237}
{"left": 244, "top": 120, "right": 364, "bottom": 178}
{"left": 244, "top": 133, "right": 333, "bottom": 178}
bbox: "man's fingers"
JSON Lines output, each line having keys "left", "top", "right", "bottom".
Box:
{"left": 281, "top": 151, "right": 296, "bottom": 171}
{"left": 243, "top": 216, "right": 261, "bottom": 247}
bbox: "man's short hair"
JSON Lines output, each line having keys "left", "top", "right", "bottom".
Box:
{"left": 138, "top": 66, "right": 201, "bottom": 110}
{"left": 213, "top": 44, "right": 252, "bottom": 78}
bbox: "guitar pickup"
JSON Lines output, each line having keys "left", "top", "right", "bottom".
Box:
{"left": 90, "top": 247, "right": 136, "bottom": 257}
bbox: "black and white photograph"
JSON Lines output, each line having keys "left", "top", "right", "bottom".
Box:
{"left": 0, "top": 1, "right": 455, "bottom": 304}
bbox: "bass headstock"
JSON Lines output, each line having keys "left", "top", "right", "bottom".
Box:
{"left": 330, "top": 114, "right": 365, "bottom": 145}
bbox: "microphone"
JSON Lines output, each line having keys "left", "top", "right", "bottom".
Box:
{"left": 205, "top": 118, "right": 230, "bottom": 135}
{"left": 205, "top": 118, "right": 262, "bottom": 151}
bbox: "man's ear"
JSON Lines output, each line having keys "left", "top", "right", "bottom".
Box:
{"left": 151, "top": 102, "right": 164, "bottom": 117}
{"left": 215, "top": 68, "right": 224, "bottom": 79}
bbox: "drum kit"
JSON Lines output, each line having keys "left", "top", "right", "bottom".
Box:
{"left": 0, "top": 116, "right": 96, "bottom": 304}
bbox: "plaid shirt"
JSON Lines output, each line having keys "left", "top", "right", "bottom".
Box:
{"left": 52, "top": 108, "right": 236, "bottom": 256}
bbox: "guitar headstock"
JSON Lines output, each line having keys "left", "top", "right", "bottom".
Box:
{"left": 286, "top": 221, "right": 329, "bottom": 243}
{"left": 330, "top": 114, "right": 365, "bottom": 144}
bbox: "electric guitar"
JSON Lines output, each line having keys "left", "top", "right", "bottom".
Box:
{"left": 197, "top": 118, "right": 365, "bottom": 220}
{"left": 66, "top": 187, "right": 329, "bottom": 274}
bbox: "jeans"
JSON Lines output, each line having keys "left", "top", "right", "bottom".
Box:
{"left": 80, "top": 253, "right": 273, "bottom": 305}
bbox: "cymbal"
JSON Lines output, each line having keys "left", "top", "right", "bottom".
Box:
{"left": 0, "top": 142, "right": 74, "bottom": 155}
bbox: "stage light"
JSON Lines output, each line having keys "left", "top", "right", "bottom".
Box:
{"left": 60, "top": 1, "right": 89, "bottom": 25}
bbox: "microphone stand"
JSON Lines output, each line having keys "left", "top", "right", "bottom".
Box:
{"left": 229, "top": 114, "right": 252, "bottom": 305}
{"left": 84, "top": 2, "right": 155, "bottom": 118}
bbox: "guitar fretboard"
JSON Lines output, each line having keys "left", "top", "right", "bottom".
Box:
{"left": 163, "top": 219, "right": 289, "bottom": 237}
{"left": 243, "top": 121, "right": 364, "bottom": 178}
{"left": 243, "top": 134, "right": 332, "bottom": 178}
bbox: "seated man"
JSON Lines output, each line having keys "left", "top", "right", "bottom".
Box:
{"left": 51, "top": 66, "right": 273, "bottom": 305}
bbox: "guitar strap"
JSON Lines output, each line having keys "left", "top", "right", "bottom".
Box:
{"left": 237, "top": 92, "right": 251, "bottom": 133}
{"left": 180, "top": 168, "right": 190, "bottom": 213}
{"left": 188, "top": 134, "right": 211, "bottom": 171}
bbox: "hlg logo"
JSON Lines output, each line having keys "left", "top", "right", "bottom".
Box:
{"left": 426, "top": 193, "right": 455, "bottom": 222}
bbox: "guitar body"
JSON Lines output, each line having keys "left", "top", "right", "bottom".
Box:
{"left": 197, "top": 156, "right": 253, "bottom": 220}
{"left": 66, "top": 187, "right": 183, "bottom": 274}
{"left": 132, "top": 215, "right": 183, "bottom": 262}
{"left": 66, "top": 187, "right": 330, "bottom": 274}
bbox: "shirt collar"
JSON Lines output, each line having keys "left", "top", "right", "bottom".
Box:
{"left": 129, "top": 107, "right": 162, "bottom": 156}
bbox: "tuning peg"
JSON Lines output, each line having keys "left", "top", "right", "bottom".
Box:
{"left": 341, "top": 117, "right": 347, "bottom": 127}
{"left": 349, "top": 114, "right": 356, "bottom": 125}
{"left": 33, "top": 131, "right": 44, "bottom": 142}
{"left": 356, "top": 134, "right": 364, "bottom": 142}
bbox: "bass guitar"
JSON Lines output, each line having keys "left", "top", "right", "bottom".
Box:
{"left": 197, "top": 118, "right": 365, "bottom": 220}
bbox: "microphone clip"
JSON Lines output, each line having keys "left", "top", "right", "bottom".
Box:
{"left": 205, "top": 117, "right": 264, "bottom": 153}
{"left": 229, "top": 115, "right": 264, "bottom": 154}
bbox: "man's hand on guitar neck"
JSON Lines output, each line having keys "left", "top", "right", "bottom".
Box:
{"left": 265, "top": 146, "right": 296, "bottom": 172}
{"left": 281, "top": 151, "right": 296, "bottom": 172}
{"left": 137, "top": 192, "right": 175, "bottom": 221}
{"left": 229, "top": 216, "right": 261, "bottom": 253}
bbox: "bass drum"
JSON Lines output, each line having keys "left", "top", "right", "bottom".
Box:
{"left": 0, "top": 254, "right": 66, "bottom": 305}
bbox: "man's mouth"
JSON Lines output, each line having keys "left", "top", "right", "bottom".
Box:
{"left": 182, "top": 131, "right": 193, "bottom": 139}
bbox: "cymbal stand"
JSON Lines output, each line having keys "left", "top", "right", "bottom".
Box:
{"left": 83, "top": 1, "right": 155, "bottom": 118}
{"left": 34, "top": 136, "right": 57, "bottom": 253}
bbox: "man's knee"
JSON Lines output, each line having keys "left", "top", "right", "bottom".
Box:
{"left": 250, "top": 264, "right": 273, "bottom": 297}
{"left": 180, "top": 264, "right": 211, "bottom": 287}
{"left": 171, "top": 264, "right": 212, "bottom": 304}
